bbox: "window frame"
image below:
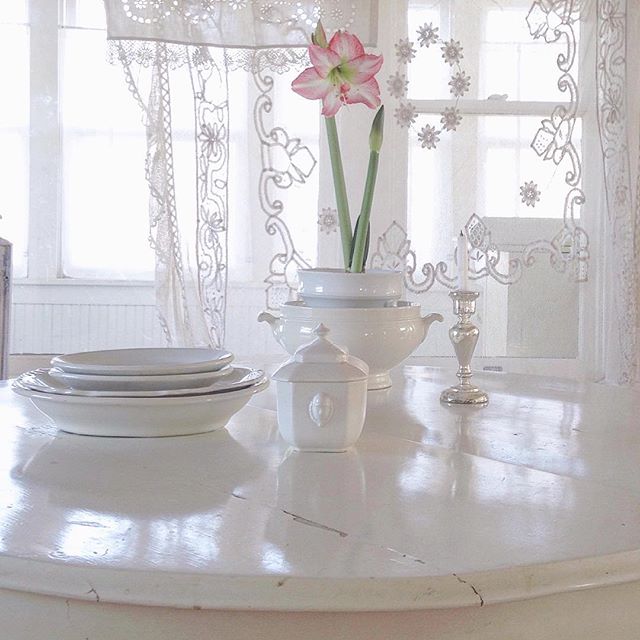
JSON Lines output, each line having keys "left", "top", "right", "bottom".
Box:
{"left": 378, "top": 0, "right": 600, "bottom": 373}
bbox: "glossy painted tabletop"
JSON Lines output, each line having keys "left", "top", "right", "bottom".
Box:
{"left": 1, "top": 368, "right": 639, "bottom": 611}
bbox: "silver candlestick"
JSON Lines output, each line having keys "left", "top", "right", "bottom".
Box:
{"left": 440, "top": 290, "right": 488, "bottom": 407}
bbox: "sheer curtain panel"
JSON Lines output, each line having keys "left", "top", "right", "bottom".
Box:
{"left": 102, "top": 0, "right": 378, "bottom": 348}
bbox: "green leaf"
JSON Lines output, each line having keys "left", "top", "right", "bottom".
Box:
{"left": 325, "top": 116, "right": 353, "bottom": 269}
{"left": 349, "top": 215, "right": 371, "bottom": 270}
{"left": 349, "top": 149, "right": 379, "bottom": 272}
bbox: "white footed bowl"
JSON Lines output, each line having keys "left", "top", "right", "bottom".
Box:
{"left": 259, "top": 302, "right": 443, "bottom": 390}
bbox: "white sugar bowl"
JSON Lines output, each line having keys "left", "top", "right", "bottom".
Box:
{"left": 272, "top": 324, "right": 369, "bottom": 453}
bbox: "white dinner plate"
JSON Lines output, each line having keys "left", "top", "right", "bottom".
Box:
{"left": 50, "top": 348, "right": 234, "bottom": 376}
{"left": 17, "top": 367, "right": 266, "bottom": 398}
{"left": 48, "top": 365, "right": 233, "bottom": 392}
{"left": 12, "top": 378, "right": 269, "bottom": 437}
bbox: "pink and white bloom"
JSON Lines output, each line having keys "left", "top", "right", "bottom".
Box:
{"left": 292, "top": 30, "right": 383, "bottom": 117}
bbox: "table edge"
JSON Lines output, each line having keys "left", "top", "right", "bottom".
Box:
{"left": 1, "top": 549, "right": 639, "bottom": 611}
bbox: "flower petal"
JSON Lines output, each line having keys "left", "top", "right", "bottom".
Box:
{"left": 343, "top": 77, "right": 381, "bottom": 109}
{"left": 329, "top": 30, "right": 365, "bottom": 61}
{"left": 309, "top": 44, "right": 341, "bottom": 77}
{"left": 345, "top": 53, "right": 384, "bottom": 84}
{"left": 321, "top": 89, "right": 343, "bottom": 117}
{"left": 292, "top": 67, "right": 332, "bottom": 100}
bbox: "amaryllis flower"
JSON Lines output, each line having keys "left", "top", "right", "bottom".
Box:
{"left": 292, "top": 30, "right": 383, "bottom": 117}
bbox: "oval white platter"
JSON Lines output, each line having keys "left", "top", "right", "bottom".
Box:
{"left": 17, "top": 368, "right": 266, "bottom": 398}
{"left": 48, "top": 365, "right": 234, "bottom": 392}
{"left": 12, "top": 378, "right": 269, "bottom": 437}
{"left": 51, "top": 347, "right": 234, "bottom": 377}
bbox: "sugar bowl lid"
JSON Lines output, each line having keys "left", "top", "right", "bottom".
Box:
{"left": 272, "top": 324, "right": 369, "bottom": 383}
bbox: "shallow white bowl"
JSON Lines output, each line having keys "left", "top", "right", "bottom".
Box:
{"left": 51, "top": 347, "right": 234, "bottom": 377}
{"left": 13, "top": 379, "right": 269, "bottom": 437}
{"left": 259, "top": 302, "right": 443, "bottom": 390}
{"left": 18, "top": 367, "right": 265, "bottom": 398}
{"left": 48, "top": 365, "right": 233, "bottom": 392}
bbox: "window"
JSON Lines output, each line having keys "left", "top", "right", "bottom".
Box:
{"left": 4, "top": 0, "right": 162, "bottom": 357}
{"left": 4, "top": 0, "right": 320, "bottom": 356}
{"left": 3, "top": 0, "right": 598, "bottom": 373}
{"left": 396, "top": 0, "right": 593, "bottom": 368}
{"left": 0, "top": 3, "right": 29, "bottom": 278}
{"left": 61, "top": 1, "right": 154, "bottom": 279}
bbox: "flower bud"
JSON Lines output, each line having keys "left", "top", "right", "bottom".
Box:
{"left": 312, "top": 20, "right": 329, "bottom": 48}
{"left": 369, "top": 105, "right": 385, "bottom": 152}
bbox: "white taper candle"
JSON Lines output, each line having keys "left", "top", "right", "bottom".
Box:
{"left": 457, "top": 230, "right": 469, "bottom": 291}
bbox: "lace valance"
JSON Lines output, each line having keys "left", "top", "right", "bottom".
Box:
{"left": 103, "top": 0, "right": 379, "bottom": 47}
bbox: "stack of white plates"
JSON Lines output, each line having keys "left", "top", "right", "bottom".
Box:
{"left": 13, "top": 348, "right": 268, "bottom": 437}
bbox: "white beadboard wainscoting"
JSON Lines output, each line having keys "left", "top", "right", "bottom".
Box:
{"left": 10, "top": 280, "right": 283, "bottom": 360}
{"left": 12, "top": 303, "right": 164, "bottom": 354}
{"left": 9, "top": 280, "right": 582, "bottom": 380}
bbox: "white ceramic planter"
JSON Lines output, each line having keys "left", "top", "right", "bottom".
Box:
{"left": 259, "top": 302, "right": 443, "bottom": 390}
{"left": 297, "top": 268, "right": 404, "bottom": 308}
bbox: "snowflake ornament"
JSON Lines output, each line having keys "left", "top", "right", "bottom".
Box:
{"left": 418, "top": 124, "right": 440, "bottom": 149}
{"left": 440, "top": 107, "right": 462, "bottom": 131}
{"left": 520, "top": 181, "right": 541, "bottom": 207}
{"left": 387, "top": 71, "right": 409, "bottom": 99}
{"left": 449, "top": 71, "right": 471, "bottom": 97}
{"left": 441, "top": 39, "right": 464, "bottom": 66}
{"left": 391, "top": 22, "right": 470, "bottom": 152}
{"left": 394, "top": 102, "right": 417, "bottom": 129}
{"left": 417, "top": 22, "right": 439, "bottom": 48}
{"left": 318, "top": 207, "right": 338, "bottom": 234}
{"left": 395, "top": 38, "right": 417, "bottom": 64}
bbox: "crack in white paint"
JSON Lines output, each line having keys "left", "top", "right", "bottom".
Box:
{"left": 229, "top": 491, "right": 433, "bottom": 570}
{"left": 453, "top": 573, "right": 484, "bottom": 606}
{"left": 86, "top": 583, "right": 100, "bottom": 603}
{"left": 281, "top": 510, "right": 348, "bottom": 538}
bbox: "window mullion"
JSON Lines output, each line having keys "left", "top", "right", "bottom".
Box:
{"left": 413, "top": 99, "right": 570, "bottom": 117}
{"left": 27, "top": 0, "right": 61, "bottom": 280}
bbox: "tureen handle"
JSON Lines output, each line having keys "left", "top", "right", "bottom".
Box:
{"left": 421, "top": 312, "right": 444, "bottom": 342}
{"left": 258, "top": 311, "right": 283, "bottom": 334}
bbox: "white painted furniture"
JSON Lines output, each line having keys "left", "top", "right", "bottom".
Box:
{"left": 0, "top": 367, "right": 639, "bottom": 639}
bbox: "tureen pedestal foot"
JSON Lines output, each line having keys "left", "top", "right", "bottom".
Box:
{"left": 366, "top": 371, "right": 392, "bottom": 391}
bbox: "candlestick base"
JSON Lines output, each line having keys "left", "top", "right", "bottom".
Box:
{"left": 440, "top": 383, "right": 488, "bottom": 406}
{"left": 440, "top": 290, "right": 489, "bottom": 408}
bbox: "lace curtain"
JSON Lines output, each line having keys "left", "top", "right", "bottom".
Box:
{"left": 102, "top": 0, "right": 639, "bottom": 383}
{"left": 596, "top": 0, "right": 640, "bottom": 383}
{"left": 103, "top": 0, "right": 376, "bottom": 348}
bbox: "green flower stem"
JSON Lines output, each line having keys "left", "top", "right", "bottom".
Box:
{"left": 350, "top": 149, "right": 379, "bottom": 273}
{"left": 325, "top": 116, "right": 352, "bottom": 269}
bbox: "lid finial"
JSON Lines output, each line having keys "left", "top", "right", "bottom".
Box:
{"left": 313, "top": 323, "right": 330, "bottom": 339}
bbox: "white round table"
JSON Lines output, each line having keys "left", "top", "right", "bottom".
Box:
{"left": 1, "top": 367, "right": 639, "bottom": 639}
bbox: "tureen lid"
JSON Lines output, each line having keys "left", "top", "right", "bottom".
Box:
{"left": 272, "top": 324, "right": 369, "bottom": 383}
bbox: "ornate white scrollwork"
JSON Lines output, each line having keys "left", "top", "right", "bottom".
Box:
{"left": 252, "top": 50, "right": 318, "bottom": 310}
